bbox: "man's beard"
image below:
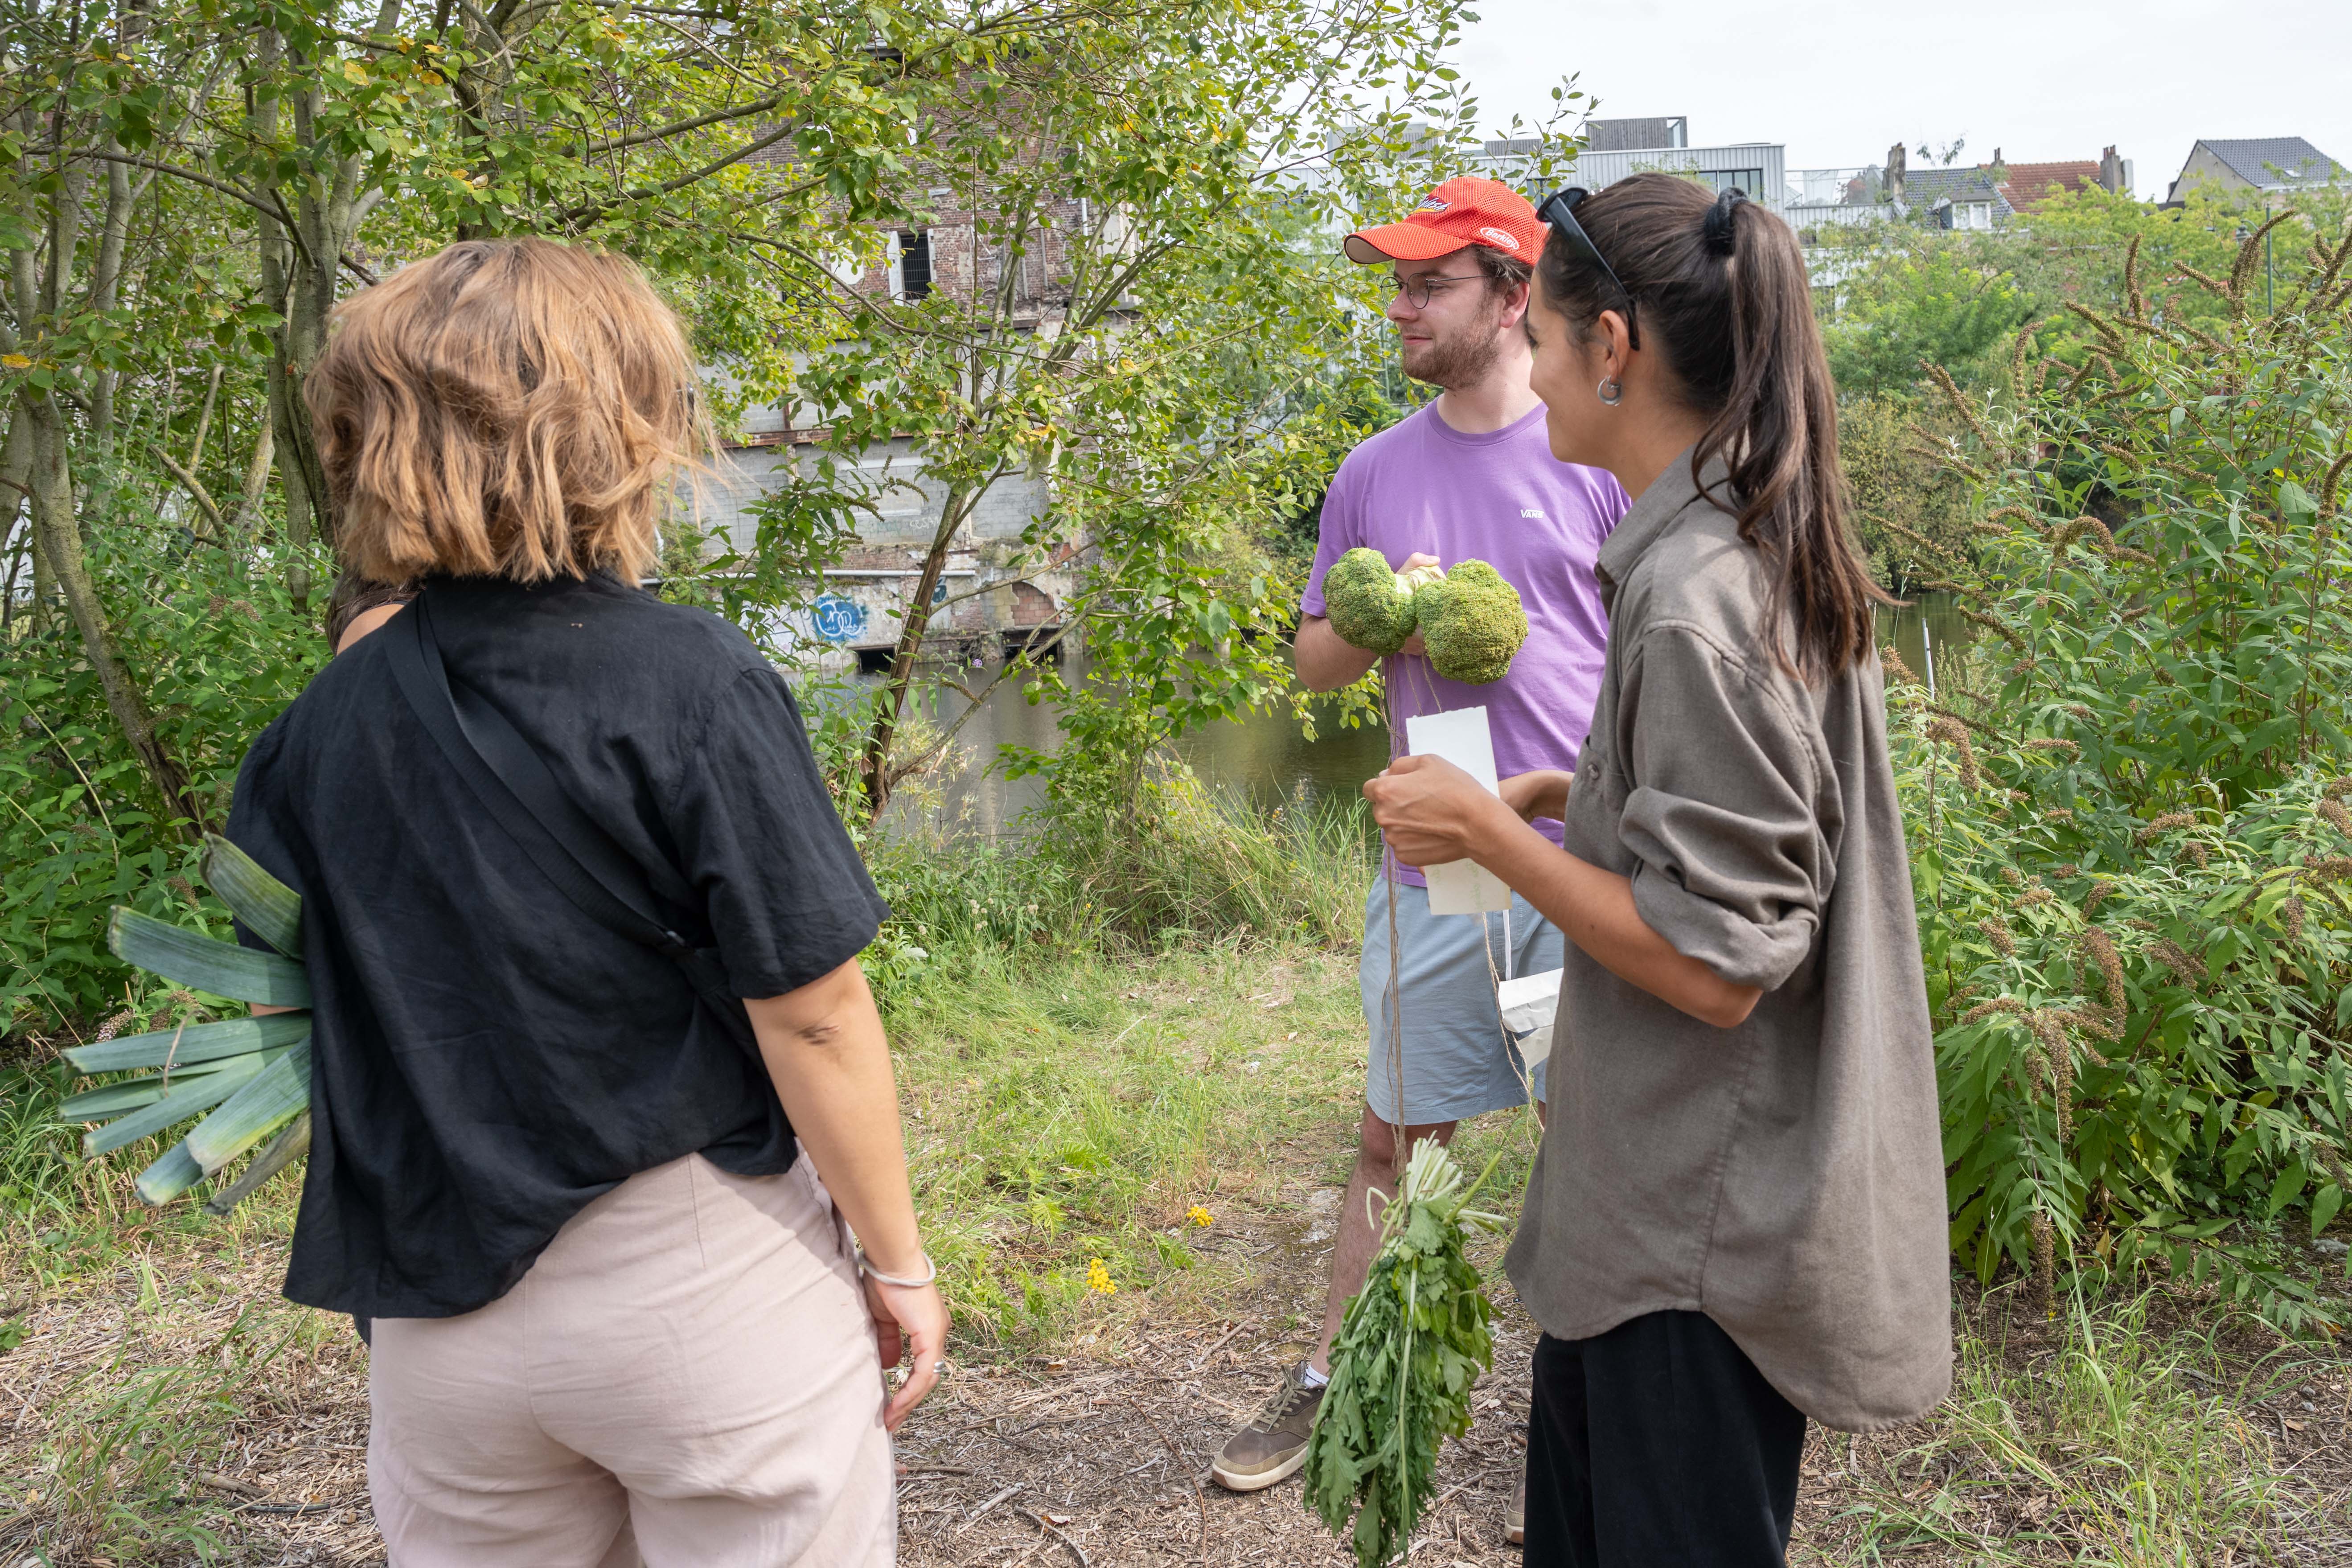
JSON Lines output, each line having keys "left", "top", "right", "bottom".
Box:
{"left": 1400, "top": 309, "right": 1504, "bottom": 390}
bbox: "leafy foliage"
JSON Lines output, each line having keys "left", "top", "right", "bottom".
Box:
{"left": 1, "top": 0, "right": 1547, "bottom": 1034}
{"left": 1841, "top": 393, "right": 1976, "bottom": 591}
{"left": 0, "top": 516, "right": 327, "bottom": 1030}
{"left": 1815, "top": 184, "right": 2352, "bottom": 401}
{"left": 1823, "top": 248, "right": 2036, "bottom": 401}
{"left": 1897, "top": 219, "right": 2352, "bottom": 1330}
{"left": 1303, "top": 1137, "right": 1502, "bottom": 1568}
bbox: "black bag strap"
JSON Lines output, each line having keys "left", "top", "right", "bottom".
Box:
{"left": 385, "top": 591, "right": 756, "bottom": 1049}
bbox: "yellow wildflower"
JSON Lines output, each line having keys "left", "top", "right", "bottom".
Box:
{"left": 1085, "top": 1258, "right": 1117, "bottom": 1295}
{"left": 1186, "top": 1205, "right": 1214, "bottom": 1228}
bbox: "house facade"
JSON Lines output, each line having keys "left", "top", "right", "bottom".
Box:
{"left": 2164, "top": 137, "right": 2344, "bottom": 204}
{"left": 704, "top": 172, "right": 1090, "bottom": 667}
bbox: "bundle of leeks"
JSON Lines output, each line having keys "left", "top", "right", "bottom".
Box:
{"left": 58, "top": 835, "right": 312, "bottom": 1214}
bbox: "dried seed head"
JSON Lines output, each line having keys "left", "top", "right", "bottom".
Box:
{"left": 2024, "top": 738, "right": 2082, "bottom": 759}
{"left": 2002, "top": 866, "right": 2025, "bottom": 887}
{"left": 2136, "top": 812, "right": 2196, "bottom": 844}
{"left": 2083, "top": 882, "right": 2114, "bottom": 917}
{"left": 1980, "top": 919, "right": 2017, "bottom": 958}
{"left": 2080, "top": 928, "right": 2126, "bottom": 1007}
{"left": 1881, "top": 644, "right": 1921, "bottom": 687}
{"left": 2284, "top": 894, "right": 2308, "bottom": 941}
{"left": 2019, "top": 887, "right": 2056, "bottom": 908}
{"left": 1961, "top": 996, "right": 2028, "bottom": 1024}
{"left": 2184, "top": 841, "right": 2209, "bottom": 870}
{"left": 2321, "top": 798, "right": 2352, "bottom": 837}
{"left": 2031, "top": 1213, "right": 2057, "bottom": 1314}
{"left": 2066, "top": 705, "right": 2095, "bottom": 722}
{"left": 2149, "top": 938, "right": 2203, "bottom": 990}
{"left": 2054, "top": 862, "right": 2080, "bottom": 878}
{"left": 2323, "top": 776, "right": 2352, "bottom": 802}
{"left": 2059, "top": 1002, "right": 2118, "bottom": 1052}
{"left": 1924, "top": 717, "right": 1982, "bottom": 790}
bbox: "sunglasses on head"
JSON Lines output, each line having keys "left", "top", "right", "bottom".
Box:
{"left": 1537, "top": 187, "right": 1640, "bottom": 349}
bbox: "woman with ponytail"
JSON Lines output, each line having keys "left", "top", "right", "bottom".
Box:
{"left": 1363, "top": 172, "right": 1948, "bottom": 1564}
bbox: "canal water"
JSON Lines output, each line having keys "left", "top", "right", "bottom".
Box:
{"left": 858, "top": 594, "right": 1966, "bottom": 837}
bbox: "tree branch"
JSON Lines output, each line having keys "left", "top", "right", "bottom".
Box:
{"left": 557, "top": 117, "right": 800, "bottom": 227}
{"left": 578, "top": 91, "right": 786, "bottom": 156}
{"left": 149, "top": 442, "right": 225, "bottom": 534}
{"left": 74, "top": 150, "right": 274, "bottom": 222}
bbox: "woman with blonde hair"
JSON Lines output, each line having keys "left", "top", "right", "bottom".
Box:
{"left": 229, "top": 237, "right": 943, "bottom": 1566}
{"left": 1364, "top": 174, "right": 1950, "bottom": 1563}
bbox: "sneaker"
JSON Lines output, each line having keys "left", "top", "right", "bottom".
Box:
{"left": 1210, "top": 1363, "right": 1326, "bottom": 1492}
{"left": 1505, "top": 1470, "right": 1526, "bottom": 1545}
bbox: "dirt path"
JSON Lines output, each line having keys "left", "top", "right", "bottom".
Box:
{"left": 6, "top": 1178, "right": 2349, "bottom": 1565}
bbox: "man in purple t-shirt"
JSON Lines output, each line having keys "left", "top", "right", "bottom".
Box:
{"left": 1210, "top": 179, "right": 1628, "bottom": 1522}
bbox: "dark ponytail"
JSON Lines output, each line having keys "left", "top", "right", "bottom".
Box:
{"left": 1536, "top": 172, "right": 1884, "bottom": 680}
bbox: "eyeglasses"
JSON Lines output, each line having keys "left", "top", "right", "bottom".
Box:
{"left": 1536, "top": 187, "right": 1640, "bottom": 349}
{"left": 1384, "top": 271, "right": 1484, "bottom": 310}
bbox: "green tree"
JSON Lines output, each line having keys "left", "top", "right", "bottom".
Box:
{"left": 762, "top": 14, "right": 1586, "bottom": 816}
{"left": 1822, "top": 248, "right": 2035, "bottom": 399}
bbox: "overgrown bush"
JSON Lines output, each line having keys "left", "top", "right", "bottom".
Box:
{"left": 1896, "top": 223, "right": 2352, "bottom": 1330}
{"left": 1841, "top": 392, "right": 1977, "bottom": 591}
{"left": 0, "top": 508, "right": 328, "bottom": 1031}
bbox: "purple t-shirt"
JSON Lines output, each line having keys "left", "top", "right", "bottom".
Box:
{"left": 1303, "top": 401, "right": 1627, "bottom": 883}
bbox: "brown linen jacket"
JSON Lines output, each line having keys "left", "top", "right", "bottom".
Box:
{"left": 1501, "top": 452, "right": 1952, "bottom": 1432}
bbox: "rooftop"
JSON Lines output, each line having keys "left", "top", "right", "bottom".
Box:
{"left": 2195, "top": 136, "right": 2343, "bottom": 187}
{"left": 1996, "top": 160, "right": 2104, "bottom": 210}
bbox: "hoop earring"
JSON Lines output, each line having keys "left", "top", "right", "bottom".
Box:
{"left": 1597, "top": 376, "right": 1623, "bottom": 406}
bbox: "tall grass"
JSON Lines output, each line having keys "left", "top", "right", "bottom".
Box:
{"left": 860, "top": 763, "right": 1381, "bottom": 1008}
{"left": 1806, "top": 1290, "right": 2312, "bottom": 1565}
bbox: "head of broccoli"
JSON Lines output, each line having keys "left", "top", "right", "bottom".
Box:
{"left": 1413, "top": 559, "right": 1527, "bottom": 684}
{"left": 1322, "top": 547, "right": 1426, "bottom": 655}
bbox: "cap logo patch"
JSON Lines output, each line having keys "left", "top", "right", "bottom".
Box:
{"left": 1416, "top": 197, "right": 1450, "bottom": 211}
{"left": 1478, "top": 226, "right": 1519, "bottom": 250}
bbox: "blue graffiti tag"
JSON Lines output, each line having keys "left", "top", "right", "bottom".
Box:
{"left": 810, "top": 592, "right": 868, "bottom": 644}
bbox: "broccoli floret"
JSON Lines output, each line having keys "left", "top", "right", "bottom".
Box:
{"left": 1322, "top": 547, "right": 1424, "bottom": 654}
{"left": 1414, "top": 559, "right": 1527, "bottom": 684}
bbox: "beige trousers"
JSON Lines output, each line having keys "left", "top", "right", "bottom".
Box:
{"left": 367, "top": 1153, "right": 894, "bottom": 1568}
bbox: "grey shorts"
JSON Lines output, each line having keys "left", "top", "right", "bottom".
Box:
{"left": 1359, "top": 877, "right": 1560, "bottom": 1125}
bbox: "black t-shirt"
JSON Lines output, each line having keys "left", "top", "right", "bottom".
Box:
{"left": 226, "top": 574, "right": 887, "bottom": 1319}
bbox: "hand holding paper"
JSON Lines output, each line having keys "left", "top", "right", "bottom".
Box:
{"left": 1361, "top": 707, "right": 1515, "bottom": 915}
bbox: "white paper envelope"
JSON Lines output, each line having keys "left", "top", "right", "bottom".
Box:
{"left": 1403, "top": 706, "right": 1513, "bottom": 915}
{"left": 1498, "top": 968, "right": 1564, "bottom": 1067}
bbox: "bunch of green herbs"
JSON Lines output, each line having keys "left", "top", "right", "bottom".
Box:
{"left": 1302, "top": 1134, "right": 1505, "bottom": 1567}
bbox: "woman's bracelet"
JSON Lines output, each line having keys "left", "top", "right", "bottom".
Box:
{"left": 858, "top": 1250, "right": 938, "bottom": 1289}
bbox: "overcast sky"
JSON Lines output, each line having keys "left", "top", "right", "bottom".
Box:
{"left": 1450, "top": 0, "right": 2350, "bottom": 201}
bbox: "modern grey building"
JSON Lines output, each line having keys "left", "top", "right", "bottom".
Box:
{"left": 1473, "top": 117, "right": 1784, "bottom": 213}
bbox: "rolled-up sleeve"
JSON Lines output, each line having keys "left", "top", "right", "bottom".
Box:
{"left": 1617, "top": 625, "right": 1829, "bottom": 991}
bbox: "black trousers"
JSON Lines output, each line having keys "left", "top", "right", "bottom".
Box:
{"left": 1524, "top": 1310, "right": 1807, "bottom": 1568}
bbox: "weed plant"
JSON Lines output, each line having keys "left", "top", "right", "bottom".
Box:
{"left": 1896, "top": 220, "right": 2352, "bottom": 1329}
{"left": 1805, "top": 1291, "right": 2307, "bottom": 1565}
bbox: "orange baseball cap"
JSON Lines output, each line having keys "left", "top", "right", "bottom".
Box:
{"left": 1343, "top": 177, "right": 1547, "bottom": 266}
